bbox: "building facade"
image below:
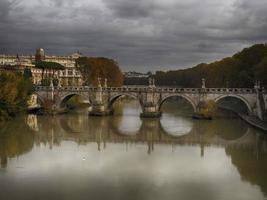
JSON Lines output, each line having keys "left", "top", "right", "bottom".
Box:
{"left": 0, "top": 49, "right": 83, "bottom": 86}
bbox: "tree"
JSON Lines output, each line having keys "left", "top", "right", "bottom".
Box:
{"left": 255, "top": 57, "right": 267, "bottom": 89}
{"left": 199, "top": 100, "right": 217, "bottom": 118}
{"left": 0, "top": 72, "right": 33, "bottom": 121}
{"left": 76, "top": 57, "right": 124, "bottom": 87}
{"left": 23, "top": 68, "right": 32, "bottom": 79}
{"left": 150, "top": 43, "right": 267, "bottom": 88}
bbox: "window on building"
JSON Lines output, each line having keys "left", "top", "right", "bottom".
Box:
{"left": 68, "top": 70, "right": 73, "bottom": 76}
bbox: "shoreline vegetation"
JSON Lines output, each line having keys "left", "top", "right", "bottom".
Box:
{"left": 0, "top": 71, "right": 32, "bottom": 121}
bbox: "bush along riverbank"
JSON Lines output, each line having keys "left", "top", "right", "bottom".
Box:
{"left": 0, "top": 72, "right": 33, "bottom": 121}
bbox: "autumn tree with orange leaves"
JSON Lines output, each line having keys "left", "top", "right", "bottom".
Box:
{"left": 76, "top": 57, "right": 124, "bottom": 87}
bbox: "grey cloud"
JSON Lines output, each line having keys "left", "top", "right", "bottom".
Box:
{"left": 102, "top": 0, "right": 156, "bottom": 19}
{"left": 0, "top": 0, "right": 15, "bottom": 20}
{"left": 0, "top": 0, "right": 267, "bottom": 72}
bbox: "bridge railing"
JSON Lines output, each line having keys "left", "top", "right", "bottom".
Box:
{"left": 34, "top": 86, "right": 257, "bottom": 94}
{"left": 206, "top": 88, "right": 255, "bottom": 93}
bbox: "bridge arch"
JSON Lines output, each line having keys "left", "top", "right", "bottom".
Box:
{"left": 108, "top": 93, "right": 142, "bottom": 109}
{"left": 214, "top": 94, "right": 252, "bottom": 114}
{"left": 59, "top": 93, "right": 90, "bottom": 108}
{"left": 159, "top": 94, "right": 197, "bottom": 112}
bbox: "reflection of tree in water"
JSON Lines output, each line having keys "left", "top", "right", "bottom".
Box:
{"left": 0, "top": 117, "right": 34, "bottom": 168}
{"left": 225, "top": 134, "right": 267, "bottom": 195}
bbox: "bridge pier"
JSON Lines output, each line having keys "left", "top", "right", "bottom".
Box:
{"left": 140, "top": 110, "right": 161, "bottom": 118}
{"left": 140, "top": 83, "right": 162, "bottom": 118}
{"left": 88, "top": 81, "right": 113, "bottom": 116}
{"left": 140, "top": 104, "right": 161, "bottom": 118}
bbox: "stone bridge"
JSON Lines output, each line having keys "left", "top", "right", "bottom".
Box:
{"left": 33, "top": 81, "right": 267, "bottom": 120}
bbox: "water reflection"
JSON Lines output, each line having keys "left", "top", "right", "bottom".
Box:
{"left": 112, "top": 100, "right": 142, "bottom": 135}
{"left": 1, "top": 100, "right": 267, "bottom": 200}
{"left": 25, "top": 114, "right": 253, "bottom": 151}
{"left": 161, "top": 113, "right": 193, "bottom": 136}
{"left": 3, "top": 109, "right": 260, "bottom": 153}
{"left": 0, "top": 118, "right": 34, "bottom": 168}
{"left": 0, "top": 105, "right": 263, "bottom": 160}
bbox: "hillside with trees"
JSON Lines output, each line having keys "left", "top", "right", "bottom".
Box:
{"left": 76, "top": 57, "right": 124, "bottom": 87}
{"left": 127, "top": 44, "right": 267, "bottom": 88}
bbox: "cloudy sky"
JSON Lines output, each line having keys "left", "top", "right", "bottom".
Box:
{"left": 0, "top": 0, "right": 267, "bottom": 72}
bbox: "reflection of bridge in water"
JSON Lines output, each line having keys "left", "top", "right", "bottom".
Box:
{"left": 26, "top": 114, "right": 262, "bottom": 155}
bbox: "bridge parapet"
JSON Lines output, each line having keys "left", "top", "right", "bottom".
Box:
{"left": 34, "top": 86, "right": 258, "bottom": 94}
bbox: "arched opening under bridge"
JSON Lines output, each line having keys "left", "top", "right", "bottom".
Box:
{"left": 159, "top": 95, "right": 195, "bottom": 136}
{"left": 215, "top": 95, "right": 252, "bottom": 116}
{"left": 109, "top": 94, "right": 142, "bottom": 135}
{"left": 60, "top": 93, "right": 90, "bottom": 111}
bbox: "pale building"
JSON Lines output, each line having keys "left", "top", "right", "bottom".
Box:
{"left": 0, "top": 49, "right": 83, "bottom": 86}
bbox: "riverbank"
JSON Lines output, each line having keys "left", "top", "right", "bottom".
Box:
{"left": 218, "top": 106, "right": 267, "bottom": 132}
{"left": 238, "top": 114, "right": 267, "bottom": 132}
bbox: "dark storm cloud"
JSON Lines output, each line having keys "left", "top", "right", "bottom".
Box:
{"left": 0, "top": 0, "right": 16, "bottom": 20}
{"left": 0, "top": 0, "right": 267, "bottom": 72}
{"left": 103, "top": 0, "right": 156, "bottom": 18}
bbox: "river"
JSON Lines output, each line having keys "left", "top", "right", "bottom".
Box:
{"left": 0, "top": 99, "right": 267, "bottom": 200}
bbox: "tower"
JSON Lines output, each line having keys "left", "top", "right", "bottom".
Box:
{"left": 35, "top": 48, "right": 45, "bottom": 62}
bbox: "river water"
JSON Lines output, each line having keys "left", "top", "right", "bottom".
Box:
{"left": 0, "top": 99, "right": 267, "bottom": 200}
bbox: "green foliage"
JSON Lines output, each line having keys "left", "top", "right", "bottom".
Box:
{"left": 255, "top": 57, "right": 267, "bottom": 88}
{"left": 35, "top": 61, "right": 65, "bottom": 70}
{"left": 0, "top": 72, "right": 33, "bottom": 121}
{"left": 143, "top": 44, "right": 267, "bottom": 88}
{"left": 76, "top": 57, "right": 124, "bottom": 87}
{"left": 23, "top": 68, "right": 32, "bottom": 79}
{"left": 199, "top": 100, "right": 217, "bottom": 118}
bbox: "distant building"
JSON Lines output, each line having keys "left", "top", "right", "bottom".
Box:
{"left": 124, "top": 71, "right": 150, "bottom": 78}
{"left": 0, "top": 49, "right": 83, "bottom": 86}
